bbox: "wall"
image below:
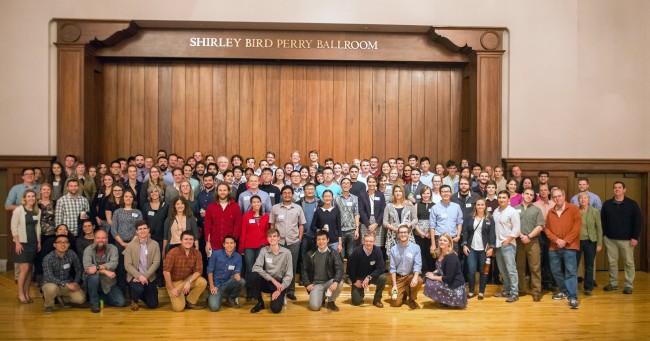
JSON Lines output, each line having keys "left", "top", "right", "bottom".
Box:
{"left": 0, "top": 0, "right": 648, "bottom": 159}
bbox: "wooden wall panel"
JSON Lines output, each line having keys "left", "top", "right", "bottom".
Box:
{"left": 100, "top": 61, "right": 466, "bottom": 166}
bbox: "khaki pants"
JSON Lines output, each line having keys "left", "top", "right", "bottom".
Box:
{"left": 516, "top": 238, "right": 542, "bottom": 296}
{"left": 42, "top": 283, "right": 86, "bottom": 308}
{"left": 166, "top": 277, "right": 207, "bottom": 312}
{"left": 390, "top": 274, "right": 423, "bottom": 307}
{"left": 604, "top": 237, "right": 636, "bottom": 288}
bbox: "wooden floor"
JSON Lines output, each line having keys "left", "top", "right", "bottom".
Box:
{"left": 1, "top": 271, "right": 648, "bottom": 340}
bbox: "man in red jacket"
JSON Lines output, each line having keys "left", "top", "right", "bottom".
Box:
{"left": 545, "top": 188, "right": 582, "bottom": 309}
{"left": 205, "top": 183, "right": 242, "bottom": 255}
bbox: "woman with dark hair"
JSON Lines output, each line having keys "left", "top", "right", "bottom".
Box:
{"left": 238, "top": 195, "right": 270, "bottom": 300}
{"left": 506, "top": 178, "right": 523, "bottom": 206}
{"left": 402, "top": 165, "right": 413, "bottom": 184}
{"left": 462, "top": 198, "right": 496, "bottom": 300}
{"left": 517, "top": 177, "right": 540, "bottom": 202}
{"left": 311, "top": 190, "right": 342, "bottom": 252}
{"left": 163, "top": 196, "right": 199, "bottom": 257}
{"left": 141, "top": 184, "right": 169, "bottom": 286}
{"left": 414, "top": 186, "right": 435, "bottom": 274}
{"left": 140, "top": 165, "right": 166, "bottom": 208}
{"left": 49, "top": 161, "right": 67, "bottom": 201}
{"left": 359, "top": 175, "right": 387, "bottom": 257}
{"left": 272, "top": 168, "right": 287, "bottom": 191}
{"left": 299, "top": 167, "right": 310, "bottom": 186}
{"left": 90, "top": 174, "right": 114, "bottom": 231}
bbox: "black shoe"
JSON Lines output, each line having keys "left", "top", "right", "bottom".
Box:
{"left": 603, "top": 284, "right": 618, "bottom": 291}
{"left": 90, "top": 303, "right": 100, "bottom": 313}
{"left": 250, "top": 301, "right": 265, "bottom": 313}
{"left": 286, "top": 292, "right": 297, "bottom": 301}
{"left": 326, "top": 301, "right": 340, "bottom": 312}
{"left": 584, "top": 290, "right": 592, "bottom": 296}
{"left": 623, "top": 287, "right": 633, "bottom": 295}
{"left": 577, "top": 277, "right": 583, "bottom": 283}
{"left": 227, "top": 297, "right": 240, "bottom": 308}
{"left": 44, "top": 306, "right": 54, "bottom": 314}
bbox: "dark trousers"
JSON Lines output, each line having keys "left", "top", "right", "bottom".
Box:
{"left": 128, "top": 279, "right": 159, "bottom": 308}
{"left": 246, "top": 272, "right": 287, "bottom": 314}
{"left": 114, "top": 242, "right": 128, "bottom": 295}
{"left": 577, "top": 240, "right": 597, "bottom": 291}
{"left": 414, "top": 234, "right": 434, "bottom": 274}
{"left": 539, "top": 232, "right": 557, "bottom": 288}
{"left": 244, "top": 248, "right": 262, "bottom": 297}
{"left": 351, "top": 274, "right": 386, "bottom": 305}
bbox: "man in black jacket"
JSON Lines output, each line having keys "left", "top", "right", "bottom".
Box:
{"left": 300, "top": 230, "right": 344, "bottom": 311}
{"left": 347, "top": 234, "right": 386, "bottom": 308}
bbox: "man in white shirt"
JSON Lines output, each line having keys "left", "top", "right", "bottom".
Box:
{"left": 492, "top": 190, "right": 521, "bottom": 303}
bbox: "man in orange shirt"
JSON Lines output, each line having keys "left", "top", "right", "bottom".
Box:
{"left": 545, "top": 188, "right": 582, "bottom": 309}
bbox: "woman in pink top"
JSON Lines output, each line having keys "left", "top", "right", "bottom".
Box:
{"left": 507, "top": 178, "right": 523, "bottom": 206}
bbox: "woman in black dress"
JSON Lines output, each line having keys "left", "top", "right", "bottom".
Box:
{"left": 11, "top": 190, "right": 41, "bottom": 304}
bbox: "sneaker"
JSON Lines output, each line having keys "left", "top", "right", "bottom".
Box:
{"left": 90, "top": 303, "right": 100, "bottom": 313}
{"left": 623, "top": 287, "right": 633, "bottom": 295}
{"left": 569, "top": 299, "right": 579, "bottom": 309}
{"left": 326, "top": 301, "right": 340, "bottom": 312}
{"left": 493, "top": 292, "right": 507, "bottom": 298}
{"left": 584, "top": 290, "right": 592, "bottom": 296}
{"left": 505, "top": 295, "right": 518, "bottom": 303}
{"left": 552, "top": 292, "right": 567, "bottom": 300}
{"left": 44, "top": 306, "right": 54, "bottom": 314}
{"left": 603, "top": 284, "right": 618, "bottom": 291}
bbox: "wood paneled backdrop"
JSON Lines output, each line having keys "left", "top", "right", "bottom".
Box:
{"left": 100, "top": 61, "right": 466, "bottom": 165}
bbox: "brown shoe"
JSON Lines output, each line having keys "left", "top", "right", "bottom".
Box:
{"left": 185, "top": 302, "right": 205, "bottom": 310}
{"left": 130, "top": 302, "right": 139, "bottom": 311}
{"left": 373, "top": 300, "right": 384, "bottom": 308}
{"left": 407, "top": 299, "right": 419, "bottom": 309}
{"left": 533, "top": 295, "right": 541, "bottom": 302}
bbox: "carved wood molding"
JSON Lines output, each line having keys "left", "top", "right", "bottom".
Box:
{"left": 54, "top": 19, "right": 138, "bottom": 48}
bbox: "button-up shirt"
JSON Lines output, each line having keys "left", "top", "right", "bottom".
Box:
{"left": 533, "top": 200, "right": 556, "bottom": 221}
{"left": 429, "top": 201, "right": 463, "bottom": 237}
{"left": 420, "top": 172, "right": 434, "bottom": 188}
{"left": 43, "top": 249, "right": 83, "bottom": 286}
{"left": 5, "top": 183, "right": 41, "bottom": 207}
{"left": 136, "top": 168, "right": 149, "bottom": 183}
{"left": 570, "top": 191, "right": 603, "bottom": 211}
{"left": 389, "top": 242, "right": 422, "bottom": 275}
{"left": 196, "top": 187, "right": 216, "bottom": 226}
{"left": 492, "top": 205, "right": 521, "bottom": 247}
{"left": 334, "top": 193, "right": 359, "bottom": 231}
{"left": 514, "top": 203, "right": 545, "bottom": 235}
{"left": 163, "top": 246, "right": 203, "bottom": 282}
{"left": 55, "top": 193, "right": 90, "bottom": 236}
{"left": 238, "top": 189, "right": 273, "bottom": 214}
{"left": 269, "top": 203, "right": 306, "bottom": 245}
{"left": 207, "top": 249, "right": 243, "bottom": 286}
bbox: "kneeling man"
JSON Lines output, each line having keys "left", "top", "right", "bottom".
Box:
{"left": 301, "top": 230, "right": 344, "bottom": 311}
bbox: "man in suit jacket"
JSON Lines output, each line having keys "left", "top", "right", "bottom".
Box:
{"left": 405, "top": 169, "right": 425, "bottom": 204}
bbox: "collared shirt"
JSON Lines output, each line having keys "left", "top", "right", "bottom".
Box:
{"left": 269, "top": 203, "right": 306, "bottom": 245}
{"left": 389, "top": 242, "right": 422, "bottom": 275}
{"left": 138, "top": 240, "right": 148, "bottom": 274}
{"left": 291, "top": 185, "right": 305, "bottom": 203}
{"left": 492, "top": 205, "right": 521, "bottom": 247}
{"left": 514, "top": 203, "right": 545, "bottom": 235}
{"left": 162, "top": 171, "right": 174, "bottom": 186}
{"left": 442, "top": 175, "right": 459, "bottom": 188}
{"left": 43, "top": 249, "right": 83, "bottom": 286}
{"left": 5, "top": 183, "right": 41, "bottom": 207}
{"left": 196, "top": 187, "right": 216, "bottom": 225}
{"left": 238, "top": 189, "right": 273, "bottom": 214}
{"left": 570, "top": 191, "right": 603, "bottom": 211}
{"left": 136, "top": 168, "right": 149, "bottom": 183}
{"left": 334, "top": 193, "right": 359, "bottom": 231}
{"left": 420, "top": 172, "right": 434, "bottom": 188}
{"left": 55, "top": 193, "right": 90, "bottom": 236}
{"left": 429, "top": 201, "right": 463, "bottom": 237}
{"left": 252, "top": 246, "right": 294, "bottom": 290}
{"left": 163, "top": 246, "right": 203, "bottom": 282}
{"left": 533, "top": 199, "right": 556, "bottom": 221}
{"left": 207, "top": 249, "right": 243, "bottom": 286}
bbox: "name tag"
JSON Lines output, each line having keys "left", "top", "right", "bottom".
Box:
{"left": 98, "top": 194, "right": 103, "bottom": 198}
{"left": 374, "top": 197, "right": 380, "bottom": 201}
{"left": 416, "top": 195, "right": 421, "bottom": 200}
{"left": 270, "top": 193, "right": 275, "bottom": 198}
{"left": 244, "top": 196, "right": 250, "bottom": 201}
{"left": 406, "top": 252, "right": 414, "bottom": 259}
{"left": 132, "top": 213, "right": 139, "bottom": 218}
{"left": 441, "top": 213, "right": 448, "bottom": 219}
{"left": 278, "top": 214, "right": 285, "bottom": 220}
{"left": 148, "top": 211, "right": 155, "bottom": 216}
{"left": 428, "top": 208, "right": 432, "bottom": 212}
{"left": 33, "top": 215, "right": 39, "bottom": 220}
{"left": 53, "top": 181, "right": 59, "bottom": 186}
{"left": 299, "top": 193, "right": 305, "bottom": 197}
{"left": 466, "top": 203, "right": 472, "bottom": 208}
{"left": 370, "top": 261, "right": 376, "bottom": 265}
{"left": 63, "top": 263, "right": 70, "bottom": 269}
{"left": 487, "top": 207, "right": 492, "bottom": 212}
{"left": 228, "top": 265, "right": 235, "bottom": 270}
{"left": 346, "top": 202, "right": 353, "bottom": 207}
{"left": 145, "top": 249, "right": 148, "bottom": 255}
{"left": 486, "top": 221, "right": 491, "bottom": 225}
{"left": 249, "top": 219, "right": 256, "bottom": 224}
{"left": 266, "top": 257, "right": 273, "bottom": 264}
{"left": 516, "top": 209, "right": 522, "bottom": 213}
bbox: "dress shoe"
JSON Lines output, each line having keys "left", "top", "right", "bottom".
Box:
{"left": 286, "top": 292, "right": 297, "bottom": 301}
{"left": 326, "top": 301, "right": 340, "bottom": 312}
{"left": 407, "top": 299, "right": 419, "bottom": 309}
{"left": 373, "top": 300, "right": 384, "bottom": 308}
{"left": 185, "top": 302, "right": 205, "bottom": 310}
{"left": 533, "top": 295, "right": 541, "bottom": 302}
{"left": 250, "top": 301, "right": 265, "bottom": 313}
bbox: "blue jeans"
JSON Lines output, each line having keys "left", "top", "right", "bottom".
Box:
{"left": 244, "top": 248, "right": 261, "bottom": 297}
{"left": 550, "top": 248, "right": 578, "bottom": 300}
{"left": 577, "top": 240, "right": 597, "bottom": 291}
{"left": 207, "top": 277, "right": 246, "bottom": 312}
{"left": 466, "top": 248, "right": 488, "bottom": 294}
{"left": 495, "top": 243, "right": 518, "bottom": 296}
{"left": 86, "top": 273, "right": 125, "bottom": 307}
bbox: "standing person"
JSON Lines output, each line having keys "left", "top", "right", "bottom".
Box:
{"left": 55, "top": 179, "right": 90, "bottom": 237}
{"left": 506, "top": 179, "right": 523, "bottom": 207}
{"left": 418, "top": 157, "right": 434, "bottom": 189}
{"left": 163, "top": 231, "right": 207, "bottom": 312}
{"left": 315, "top": 167, "right": 343, "bottom": 200}
{"left": 442, "top": 160, "right": 459, "bottom": 189}
{"left": 287, "top": 170, "right": 304, "bottom": 203}
{"left": 204, "top": 183, "right": 242, "bottom": 254}
{"left": 90, "top": 175, "right": 113, "bottom": 231}
{"left": 383, "top": 185, "right": 417, "bottom": 252}
{"left": 533, "top": 183, "right": 557, "bottom": 291}
{"left": 300, "top": 230, "right": 345, "bottom": 311}
{"left": 41, "top": 235, "right": 86, "bottom": 314}
{"left": 601, "top": 181, "right": 643, "bottom": 295}
{"left": 389, "top": 226, "right": 423, "bottom": 309}
{"left": 69, "top": 162, "right": 97, "bottom": 202}
{"left": 196, "top": 173, "right": 216, "bottom": 229}
{"left": 207, "top": 235, "right": 246, "bottom": 312}
{"left": 405, "top": 169, "right": 424, "bottom": 204}
{"left": 347, "top": 234, "right": 386, "bottom": 307}
{"left": 492, "top": 190, "right": 521, "bottom": 303}
{"left": 163, "top": 197, "right": 199, "bottom": 256}
{"left": 238, "top": 195, "right": 270, "bottom": 301}
{"left": 6, "top": 168, "right": 41, "bottom": 211}
{"left": 110, "top": 189, "right": 143, "bottom": 296}
{"left": 348, "top": 166, "right": 367, "bottom": 198}
{"left": 577, "top": 192, "right": 602, "bottom": 296}
{"left": 248, "top": 228, "right": 294, "bottom": 314}
{"left": 429, "top": 185, "right": 463, "bottom": 253}
{"left": 431, "top": 175, "right": 443, "bottom": 204}
{"left": 49, "top": 162, "right": 66, "bottom": 201}
{"left": 83, "top": 230, "right": 126, "bottom": 313}
{"left": 139, "top": 166, "right": 166, "bottom": 208}
{"left": 124, "top": 220, "right": 161, "bottom": 310}
{"left": 545, "top": 188, "right": 582, "bottom": 309}
{"left": 268, "top": 186, "right": 306, "bottom": 301}
{"left": 571, "top": 178, "right": 603, "bottom": 210}
{"left": 296, "top": 183, "right": 321, "bottom": 276}
{"left": 335, "top": 178, "right": 360, "bottom": 261}
{"left": 11, "top": 189, "right": 41, "bottom": 304}
{"left": 35, "top": 184, "right": 56, "bottom": 284}
{"left": 238, "top": 174, "right": 273, "bottom": 214}
{"left": 121, "top": 165, "right": 142, "bottom": 207}
{"left": 259, "top": 168, "right": 281, "bottom": 204}
{"left": 514, "top": 188, "right": 545, "bottom": 302}
{"left": 75, "top": 219, "right": 95, "bottom": 257}
{"left": 462, "top": 198, "right": 495, "bottom": 300}
{"left": 141, "top": 185, "right": 169, "bottom": 286}
{"left": 164, "top": 168, "right": 184, "bottom": 206}
{"left": 423, "top": 233, "right": 467, "bottom": 308}
{"left": 414, "top": 186, "right": 435, "bottom": 274}
{"left": 493, "top": 166, "right": 507, "bottom": 192}
{"left": 312, "top": 190, "right": 342, "bottom": 253}
{"left": 358, "top": 176, "right": 386, "bottom": 256}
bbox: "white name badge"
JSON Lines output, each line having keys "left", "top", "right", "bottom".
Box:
{"left": 299, "top": 193, "right": 305, "bottom": 197}
{"left": 98, "top": 194, "right": 103, "bottom": 198}
{"left": 63, "top": 263, "right": 70, "bottom": 269}
{"left": 132, "top": 213, "right": 139, "bottom": 218}
{"left": 441, "top": 213, "right": 448, "bottom": 219}
{"left": 487, "top": 207, "right": 493, "bottom": 212}
{"left": 278, "top": 214, "right": 285, "bottom": 220}
{"left": 374, "top": 197, "right": 380, "bottom": 201}
{"left": 244, "top": 196, "right": 250, "bottom": 201}
{"left": 466, "top": 203, "right": 472, "bottom": 208}
{"left": 148, "top": 211, "right": 155, "bottom": 216}
{"left": 248, "top": 219, "right": 255, "bottom": 224}
{"left": 228, "top": 265, "right": 235, "bottom": 270}
{"left": 516, "top": 209, "right": 522, "bottom": 213}
{"left": 270, "top": 193, "right": 275, "bottom": 198}
{"left": 346, "top": 202, "right": 353, "bottom": 207}
{"left": 265, "top": 257, "right": 273, "bottom": 264}
{"left": 145, "top": 249, "right": 148, "bottom": 255}
{"left": 33, "top": 215, "right": 39, "bottom": 220}
{"left": 370, "top": 261, "right": 376, "bottom": 265}
{"left": 416, "top": 195, "right": 421, "bottom": 200}
{"left": 406, "top": 252, "right": 414, "bottom": 259}
{"left": 428, "top": 208, "right": 432, "bottom": 212}
{"left": 53, "top": 181, "right": 59, "bottom": 186}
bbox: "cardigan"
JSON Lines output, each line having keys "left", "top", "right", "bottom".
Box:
{"left": 11, "top": 205, "right": 42, "bottom": 244}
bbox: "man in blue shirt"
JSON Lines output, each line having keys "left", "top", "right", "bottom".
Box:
{"left": 429, "top": 185, "right": 463, "bottom": 253}
{"left": 316, "top": 168, "right": 342, "bottom": 200}
{"left": 5, "top": 168, "right": 40, "bottom": 211}
{"left": 207, "top": 235, "right": 245, "bottom": 312}
{"left": 389, "top": 226, "right": 423, "bottom": 309}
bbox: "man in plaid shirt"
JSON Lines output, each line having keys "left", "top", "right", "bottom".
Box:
{"left": 42, "top": 235, "right": 86, "bottom": 313}
{"left": 335, "top": 178, "right": 360, "bottom": 262}
{"left": 55, "top": 179, "right": 90, "bottom": 236}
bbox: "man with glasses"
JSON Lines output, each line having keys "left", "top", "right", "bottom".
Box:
{"left": 429, "top": 185, "right": 463, "bottom": 252}
{"left": 5, "top": 168, "right": 40, "bottom": 211}
{"left": 42, "top": 235, "right": 86, "bottom": 313}
{"left": 389, "top": 226, "right": 423, "bottom": 309}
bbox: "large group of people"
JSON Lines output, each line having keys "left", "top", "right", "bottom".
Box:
{"left": 6, "top": 150, "right": 643, "bottom": 313}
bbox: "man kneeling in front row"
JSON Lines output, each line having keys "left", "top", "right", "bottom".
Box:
{"left": 207, "top": 234, "right": 246, "bottom": 312}
{"left": 301, "top": 230, "right": 344, "bottom": 311}
{"left": 163, "top": 231, "right": 207, "bottom": 312}
{"left": 347, "top": 233, "right": 386, "bottom": 308}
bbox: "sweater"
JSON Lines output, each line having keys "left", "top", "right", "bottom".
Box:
{"left": 601, "top": 196, "right": 643, "bottom": 240}
{"left": 544, "top": 203, "right": 582, "bottom": 251}
{"left": 439, "top": 253, "right": 465, "bottom": 289}
{"left": 346, "top": 245, "right": 385, "bottom": 283}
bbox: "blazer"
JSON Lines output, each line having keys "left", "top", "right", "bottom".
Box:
{"left": 11, "top": 205, "right": 42, "bottom": 243}
{"left": 123, "top": 236, "right": 161, "bottom": 282}
{"left": 581, "top": 206, "right": 603, "bottom": 246}
{"left": 358, "top": 191, "right": 386, "bottom": 226}
{"left": 405, "top": 182, "right": 426, "bottom": 202}
{"left": 383, "top": 202, "right": 417, "bottom": 230}
{"left": 461, "top": 216, "right": 496, "bottom": 251}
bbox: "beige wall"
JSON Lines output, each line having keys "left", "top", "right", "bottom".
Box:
{"left": 0, "top": 0, "right": 648, "bottom": 159}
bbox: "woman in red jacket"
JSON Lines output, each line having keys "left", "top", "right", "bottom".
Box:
{"left": 238, "top": 195, "right": 270, "bottom": 300}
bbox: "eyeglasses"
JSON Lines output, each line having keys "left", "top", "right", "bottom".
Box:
{"left": 55, "top": 241, "right": 70, "bottom": 245}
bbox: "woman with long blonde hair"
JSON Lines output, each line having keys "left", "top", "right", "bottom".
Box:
{"left": 383, "top": 184, "right": 416, "bottom": 251}
{"left": 11, "top": 189, "right": 41, "bottom": 304}
{"left": 423, "top": 233, "right": 467, "bottom": 308}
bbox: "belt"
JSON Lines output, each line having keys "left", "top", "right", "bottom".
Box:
{"left": 396, "top": 273, "right": 409, "bottom": 278}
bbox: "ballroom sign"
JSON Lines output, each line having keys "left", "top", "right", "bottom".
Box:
{"left": 189, "top": 37, "right": 379, "bottom": 50}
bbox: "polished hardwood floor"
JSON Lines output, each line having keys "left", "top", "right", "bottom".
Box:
{"left": 1, "top": 271, "right": 649, "bottom": 340}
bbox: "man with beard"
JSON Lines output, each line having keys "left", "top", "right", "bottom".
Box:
{"left": 196, "top": 173, "right": 216, "bottom": 229}
{"left": 55, "top": 179, "right": 90, "bottom": 237}
{"left": 158, "top": 156, "right": 173, "bottom": 185}
{"left": 472, "top": 171, "right": 490, "bottom": 197}
{"left": 83, "top": 230, "right": 125, "bottom": 313}
{"left": 205, "top": 183, "right": 242, "bottom": 255}
{"left": 134, "top": 154, "right": 148, "bottom": 183}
